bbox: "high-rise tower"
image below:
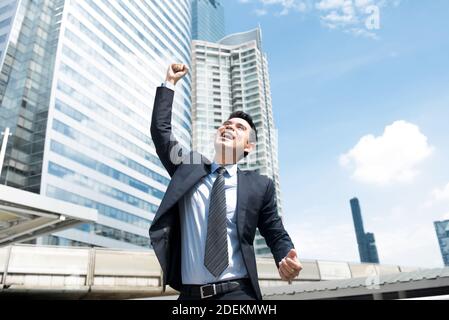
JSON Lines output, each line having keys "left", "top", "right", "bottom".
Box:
{"left": 191, "top": 0, "right": 225, "bottom": 42}
{"left": 434, "top": 220, "right": 449, "bottom": 267}
{"left": 350, "top": 198, "right": 380, "bottom": 263}
{"left": 0, "top": 0, "right": 193, "bottom": 249}
{"left": 191, "top": 28, "right": 282, "bottom": 255}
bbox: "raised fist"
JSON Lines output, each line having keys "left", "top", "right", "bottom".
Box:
{"left": 166, "top": 63, "right": 189, "bottom": 85}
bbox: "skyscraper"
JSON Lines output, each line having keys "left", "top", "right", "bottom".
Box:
{"left": 434, "top": 220, "right": 449, "bottom": 267}
{"left": 350, "top": 198, "right": 380, "bottom": 263}
{"left": 0, "top": 0, "right": 192, "bottom": 248}
{"left": 0, "top": 0, "right": 18, "bottom": 66}
{"left": 191, "top": 0, "right": 225, "bottom": 42}
{"left": 191, "top": 28, "right": 282, "bottom": 255}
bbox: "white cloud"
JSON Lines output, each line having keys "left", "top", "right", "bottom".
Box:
{"left": 340, "top": 121, "right": 434, "bottom": 185}
{"left": 432, "top": 183, "right": 449, "bottom": 202}
{"left": 239, "top": 0, "right": 402, "bottom": 38}
{"left": 286, "top": 221, "right": 359, "bottom": 262}
{"left": 373, "top": 223, "right": 441, "bottom": 268}
{"left": 316, "top": 0, "right": 347, "bottom": 10}
{"left": 255, "top": 0, "right": 308, "bottom": 16}
{"left": 254, "top": 8, "right": 268, "bottom": 15}
{"left": 316, "top": 0, "right": 381, "bottom": 37}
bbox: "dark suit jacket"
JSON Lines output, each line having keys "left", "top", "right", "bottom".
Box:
{"left": 149, "top": 86, "right": 294, "bottom": 300}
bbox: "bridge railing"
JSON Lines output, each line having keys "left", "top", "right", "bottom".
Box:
{"left": 0, "top": 244, "right": 420, "bottom": 299}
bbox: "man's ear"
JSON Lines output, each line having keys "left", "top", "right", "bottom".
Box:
{"left": 244, "top": 141, "right": 256, "bottom": 155}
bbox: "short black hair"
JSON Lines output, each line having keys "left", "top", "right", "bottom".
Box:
{"left": 227, "top": 111, "right": 257, "bottom": 158}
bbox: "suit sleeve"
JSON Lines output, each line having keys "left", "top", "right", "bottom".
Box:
{"left": 257, "top": 178, "right": 295, "bottom": 268}
{"left": 150, "top": 87, "right": 185, "bottom": 177}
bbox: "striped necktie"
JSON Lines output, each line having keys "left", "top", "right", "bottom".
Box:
{"left": 204, "top": 166, "right": 229, "bottom": 277}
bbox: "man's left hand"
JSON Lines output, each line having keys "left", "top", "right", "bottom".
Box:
{"left": 278, "top": 249, "right": 302, "bottom": 283}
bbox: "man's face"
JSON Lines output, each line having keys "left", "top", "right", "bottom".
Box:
{"left": 214, "top": 118, "right": 255, "bottom": 163}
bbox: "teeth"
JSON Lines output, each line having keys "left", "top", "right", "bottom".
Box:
{"left": 222, "top": 132, "right": 233, "bottom": 140}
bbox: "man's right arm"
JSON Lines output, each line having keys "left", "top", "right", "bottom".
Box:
{"left": 150, "top": 64, "right": 189, "bottom": 177}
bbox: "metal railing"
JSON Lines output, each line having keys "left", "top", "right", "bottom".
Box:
{"left": 0, "top": 244, "right": 419, "bottom": 299}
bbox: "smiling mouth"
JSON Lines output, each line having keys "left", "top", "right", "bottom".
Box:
{"left": 221, "top": 131, "right": 235, "bottom": 141}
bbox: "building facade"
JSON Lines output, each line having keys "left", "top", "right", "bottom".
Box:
{"left": 0, "top": 0, "right": 193, "bottom": 249}
{"left": 191, "top": 28, "right": 282, "bottom": 255}
{"left": 434, "top": 220, "right": 449, "bottom": 267}
{"left": 0, "top": 0, "right": 19, "bottom": 66}
{"left": 191, "top": 0, "right": 225, "bottom": 43}
{"left": 350, "top": 198, "right": 380, "bottom": 263}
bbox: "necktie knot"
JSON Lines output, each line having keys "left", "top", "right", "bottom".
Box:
{"left": 216, "top": 166, "right": 226, "bottom": 176}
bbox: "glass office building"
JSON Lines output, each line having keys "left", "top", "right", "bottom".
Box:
{"left": 192, "top": 0, "right": 225, "bottom": 42}
{"left": 434, "top": 220, "right": 449, "bottom": 267}
{"left": 0, "top": 0, "right": 18, "bottom": 66}
{"left": 191, "top": 28, "right": 282, "bottom": 255}
{"left": 0, "top": 0, "right": 192, "bottom": 249}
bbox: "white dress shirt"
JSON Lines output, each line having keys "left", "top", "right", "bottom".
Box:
{"left": 179, "top": 162, "right": 248, "bottom": 284}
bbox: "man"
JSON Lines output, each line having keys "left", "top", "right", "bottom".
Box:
{"left": 149, "top": 64, "right": 302, "bottom": 300}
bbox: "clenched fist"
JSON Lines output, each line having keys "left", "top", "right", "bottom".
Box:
{"left": 278, "top": 249, "right": 302, "bottom": 283}
{"left": 166, "top": 63, "right": 189, "bottom": 86}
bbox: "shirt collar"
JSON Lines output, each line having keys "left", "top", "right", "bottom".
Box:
{"left": 211, "top": 162, "right": 238, "bottom": 177}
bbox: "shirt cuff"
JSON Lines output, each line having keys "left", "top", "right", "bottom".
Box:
{"left": 161, "top": 81, "right": 176, "bottom": 91}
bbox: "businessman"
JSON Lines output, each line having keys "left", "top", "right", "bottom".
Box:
{"left": 149, "top": 64, "right": 302, "bottom": 300}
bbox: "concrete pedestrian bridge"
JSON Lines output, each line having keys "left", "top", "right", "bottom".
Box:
{"left": 0, "top": 244, "right": 420, "bottom": 299}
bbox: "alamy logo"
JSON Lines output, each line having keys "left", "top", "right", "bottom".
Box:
{"left": 365, "top": 268, "right": 381, "bottom": 290}
{"left": 365, "top": 5, "right": 381, "bottom": 30}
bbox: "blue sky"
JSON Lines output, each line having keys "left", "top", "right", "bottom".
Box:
{"left": 225, "top": 0, "right": 449, "bottom": 267}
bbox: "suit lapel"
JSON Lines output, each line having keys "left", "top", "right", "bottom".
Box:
{"left": 236, "top": 169, "right": 249, "bottom": 240}
{"left": 153, "top": 161, "right": 211, "bottom": 226}
{"left": 152, "top": 162, "right": 250, "bottom": 237}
